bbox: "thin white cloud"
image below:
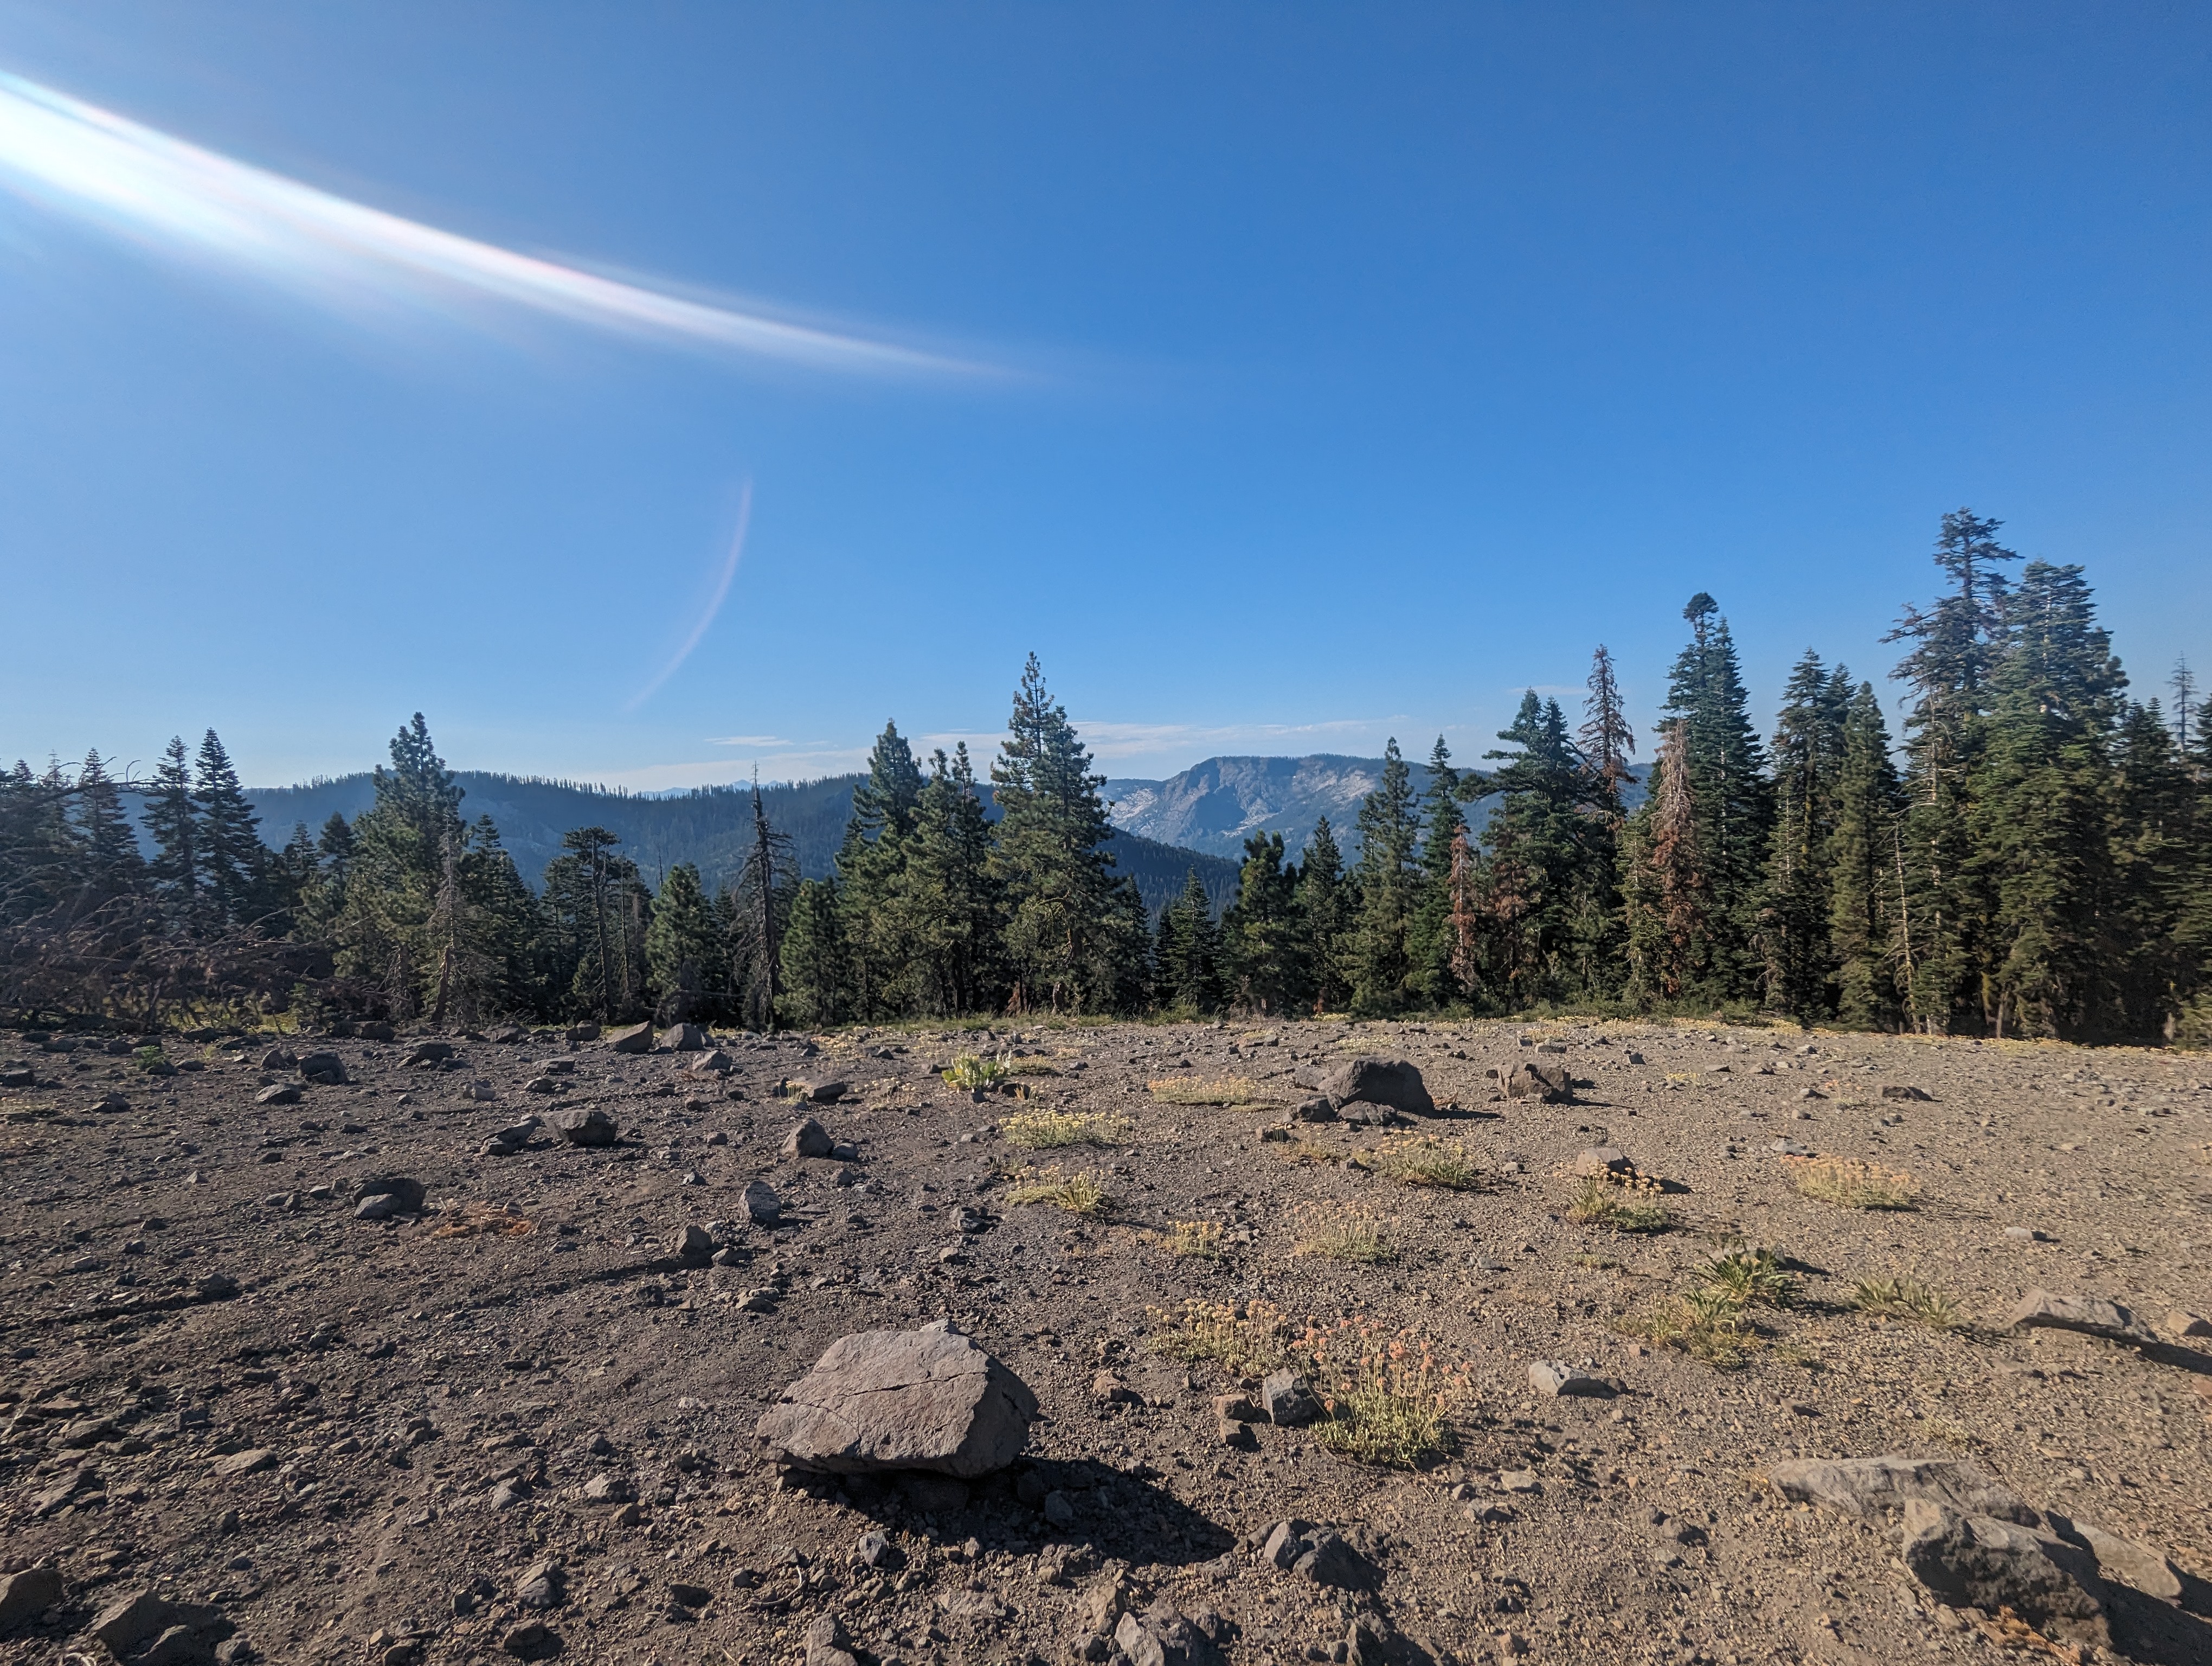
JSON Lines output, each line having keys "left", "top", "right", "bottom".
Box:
{"left": 626, "top": 482, "right": 751, "bottom": 712}
{"left": 0, "top": 71, "right": 989, "bottom": 377}
{"left": 705, "top": 734, "right": 795, "bottom": 749}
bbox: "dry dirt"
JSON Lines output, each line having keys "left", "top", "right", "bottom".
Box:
{"left": 2, "top": 1017, "right": 2209, "bottom": 1666}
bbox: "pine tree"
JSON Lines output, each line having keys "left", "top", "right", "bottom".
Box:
{"left": 890, "top": 744, "right": 1005, "bottom": 1016}
{"left": 1886, "top": 510, "right": 2021, "bottom": 1030}
{"left": 1826, "top": 681, "right": 1904, "bottom": 1029}
{"left": 990, "top": 654, "right": 1140, "bottom": 1014}
{"left": 1407, "top": 736, "right": 1468, "bottom": 1006}
{"left": 1155, "top": 868, "right": 1226, "bottom": 1014}
{"left": 1349, "top": 738, "right": 1423, "bottom": 1013}
{"left": 835, "top": 721, "right": 927, "bottom": 1017}
{"left": 193, "top": 731, "right": 263, "bottom": 927}
{"left": 1972, "top": 560, "right": 2125, "bottom": 1038}
{"left": 1579, "top": 644, "right": 1637, "bottom": 815}
{"left": 1220, "top": 831, "right": 1305, "bottom": 1015}
{"left": 144, "top": 736, "right": 202, "bottom": 916}
{"left": 1624, "top": 720, "right": 1708, "bottom": 1003}
{"left": 1482, "top": 692, "right": 1600, "bottom": 1003}
{"left": 2107, "top": 702, "right": 2194, "bottom": 1039}
{"left": 1757, "top": 653, "right": 1850, "bottom": 1021}
{"left": 1295, "top": 817, "right": 1353, "bottom": 1013}
{"left": 646, "top": 861, "right": 721, "bottom": 1023}
{"left": 73, "top": 750, "right": 144, "bottom": 901}
{"left": 728, "top": 777, "right": 797, "bottom": 1030}
{"left": 1660, "top": 595, "right": 1771, "bottom": 995}
{"left": 780, "top": 877, "right": 847, "bottom": 1028}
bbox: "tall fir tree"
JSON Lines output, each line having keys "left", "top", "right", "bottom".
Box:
{"left": 73, "top": 750, "right": 145, "bottom": 902}
{"left": 989, "top": 654, "right": 1143, "bottom": 1013}
{"left": 1971, "top": 560, "right": 2125, "bottom": 1038}
{"left": 1756, "top": 653, "right": 1851, "bottom": 1021}
{"left": 1482, "top": 691, "right": 1599, "bottom": 1004}
{"left": 1155, "top": 868, "right": 1226, "bottom": 1013}
{"left": 144, "top": 735, "right": 202, "bottom": 918}
{"left": 1623, "top": 719, "right": 1709, "bottom": 1003}
{"left": 646, "top": 861, "right": 722, "bottom": 1023}
{"left": 1659, "top": 595, "right": 1771, "bottom": 996}
{"left": 1220, "top": 831, "right": 1306, "bottom": 1015}
{"left": 192, "top": 731, "right": 263, "bottom": 926}
{"left": 1295, "top": 817, "right": 1353, "bottom": 1014}
{"left": 1886, "top": 510, "right": 2020, "bottom": 1031}
{"left": 835, "top": 721, "right": 927, "bottom": 1016}
{"left": 1349, "top": 738, "right": 1423, "bottom": 1014}
{"left": 1825, "top": 681, "right": 1905, "bottom": 1029}
{"left": 1407, "top": 736, "right": 1469, "bottom": 1006}
{"left": 890, "top": 745, "right": 1005, "bottom": 1016}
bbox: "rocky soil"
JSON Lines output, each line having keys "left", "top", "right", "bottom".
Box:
{"left": 2, "top": 1016, "right": 2209, "bottom": 1666}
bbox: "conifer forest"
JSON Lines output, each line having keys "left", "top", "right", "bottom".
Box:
{"left": 5, "top": 511, "right": 2207, "bottom": 1045}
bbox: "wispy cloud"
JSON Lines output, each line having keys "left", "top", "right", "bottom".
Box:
{"left": 1066, "top": 716, "right": 1405, "bottom": 762}
{"left": 626, "top": 482, "right": 751, "bottom": 711}
{"left": 0, "top": 71, "right": 989, "bottom": 377}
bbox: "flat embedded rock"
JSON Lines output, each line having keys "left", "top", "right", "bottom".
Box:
{"left": 1530, "top": 1361, "right": 1611, "bottom": 1397}
{"left": 2059, "top": 1517, "right": 2183, "bottom": 1600}
{"left": 1767, "top": 1454, "right": 2037, "bottom": 1524}
{"left": 2007, "top": 1289, "right": 2149, "bottom": 1342}
{"left": 755, "top": 1321, "right": 1037, "bottom": 1478}
{"left": 1571, "top": 1148, "right": 1630, "bottom": 1177}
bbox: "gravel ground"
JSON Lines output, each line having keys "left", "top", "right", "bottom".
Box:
{"left": 2, "top": 1017, "right": 2208, "bottom": 1666}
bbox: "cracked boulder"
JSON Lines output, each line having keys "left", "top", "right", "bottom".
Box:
{"left": 755, "top": 1320, "right": 1037, "bottom": 1477}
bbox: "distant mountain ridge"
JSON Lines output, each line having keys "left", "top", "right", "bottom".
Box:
{"left": 228, "top": 771, "right": 1241, "bottom": 919}
{"left": 1102, "top": 753, "right": 1647, "bottom": 861}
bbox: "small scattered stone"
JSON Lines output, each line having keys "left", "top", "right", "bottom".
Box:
{"left": 1529, "top": 1361, "right": 1611, "bottom": 1397}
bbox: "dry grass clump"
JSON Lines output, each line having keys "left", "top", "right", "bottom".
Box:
{"left": 1853, "top": 1276, "right": 1964, "bottom": 1330}
{"left": 1368, "top": 1136, "right": 1483, "bottom": 1190}
{"left": 1163, "top": 1220, "right": 1225, "bottom": 1259}
{"left": 1147, "top": 1075, "right": 1271, "bottom": 1106}
{"left": 1789, "top": 1155, "right": 1917, "bottom": 1210}
{"left": 1290, "top": 1202, "right": 1396, "bottom": 1264}
{"left": 1148, "top": 1299, "right": 1290, "bottom": 1376}
{"left": 1302, "top": 1317, "right": 1472, "bottom": 1468}
{"left": 1004, "top": 1165, "right": 1111, "bottom": 1214}
{"left": 1566, "top": 1174, "right": 1670, "bottom": 1233}
{"left": 941, "top": 1052, "right": 1010, "bottom": 1090}
{"left": 430, "top": 1203, "right": 535, "bottom": 1240}
{"left": 1621, "top": 1241, "right": 1796, "bottom": 1369}
{"left": 1001, "top": 1108, "right": 1133, "bottom": 1149}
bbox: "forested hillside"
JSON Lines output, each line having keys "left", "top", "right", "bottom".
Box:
{"left": 4, "top": 509, "right": 2206, "bottom": 1041}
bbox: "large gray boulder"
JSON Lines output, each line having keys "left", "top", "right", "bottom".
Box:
{"left": 550, "top": 1107, "right": 618, "bottom": 1147}
{"left": 1318, "top": 1055, "right": 1433, "bottom": 1116}
{"left": 1503, "top": 1059, "right": 1572, "bottom": 1102}
{"left": 1769, "top": 1454, "right": 2038, "bottom": 1525}
{"left": 1901, "top": 1500, "right": 2108, "bottom": 1649}
{"left": 756, "top": 1321, "right": 1037, "bottom": 1478}
{"left": 607, "top": 1022, "right": 655, "bottom": 1055}
{"left": 661, "top": 1023, "right": 708, "bottom": 1052}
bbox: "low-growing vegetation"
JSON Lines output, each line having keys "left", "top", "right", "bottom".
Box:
{"left": 1566, "top": 1174, "right": 1670, "bottom": 1232}
{"left": 941, "top": 1052, "right": 1010, "bottom": 1090}
{"left": 1695, "top": 1242, "right": 1798, "bottom": 1309}
{"left": 1004, "top": 1165, "right": 1110, "bottom": 1214}
{"left": 1290, "top": 1202, "right": 1395, "bottom": 1264}
{"left": 1163, "top": 1219, "right": 1225, "bottom": 1259}
{"left": 1001, "top": 1108, "right": 1133, "bottom": 1149}
{"left": 1148, "top": 1299, "right": 1290, "bottom": 1377}
{"left": 1789, "top": 1155, "right": 1918, "bottom": 1210}
{"left": 1853, "top": 1276, "right": 1964, "bottom": 1330}
{"left": 1303, "top": 1317, "right": 1470, "bottom": 1468}
{"left": 1147, "top": 1075, "right": 1272, "bottom": 1106}
{"left": 1368, "top": 1136, "right": 1483, "bottom": 1190}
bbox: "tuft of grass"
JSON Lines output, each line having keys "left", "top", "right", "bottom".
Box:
{"left": 1148, "top": 1298, "right": 1289, "bottom": 1376}
{"left": 132, "top": 1045, "right": 167, "bottom": 1073}
{"left": 1001, "top": 1056, "right": 1062, "bottom": 1077}
{"left": 1853, "top": 1276, "right": 1964, "bottom": 1330}
{"left": 1369, "top": 1137, "right": 1484, "bottom": 1190}
{"left": 1163, "top": 1219, "right": 1225, "bottom": 1260}
{"left": 1789, "top": 1155, "right": 1917, "bottom": 1210}
{"left": 1566, "top": 1174, "right": 1670, "bottom": 1233}
{"left": 1290, "top": 1202, "right": 1396, "bottom": 1264}
{"left": 1001, "top": 1108, "right": 1133, "bottom": 1149}
{"left": 1622, "top": 1291, "right": 1757, "bottom": 1369}
{"left": 1004, "top": 1165, "right": 1111, "bottom": 1214}
{"left": 941, "top": 1052, "right": 1012, "bottom": 1090}
{"left": 1302, "top": 1317, "right": 1471, "bottom": 1468}
{"left": 1695, "top": 1243, "right": 1797, "bottom": 1309}
{"left": 1147, "top": 1075, "right": 1272, "bottom": 1106}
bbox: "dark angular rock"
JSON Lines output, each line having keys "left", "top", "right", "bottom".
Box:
{"left": 607, "top": 1022, "right": 655, "bottom": 1055}
{"left": 1901, "top": 1499, "right": 2107, "bottom": 1648}
{"left": 296, "top": 1052, "right": 348, "bottom": 1085}
{"left": 1504, "top": 1060, "right": 1572, "bottom": 1101}
{"left": 783, "top": 1117, "right": 834, "bottom": 1158}
{"left": 551, "top": 1107, "right": 618, "bottom": 1147}
{"left": 756, "top": 1320, "right": 1037, "bottom": 1477}
{"left": 1319, "top": 1055, "right": 1434, "bottom": 1116}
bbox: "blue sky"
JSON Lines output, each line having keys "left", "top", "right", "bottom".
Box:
{"left": 1, "top": 3, "right": 2206, "bottom": 791}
